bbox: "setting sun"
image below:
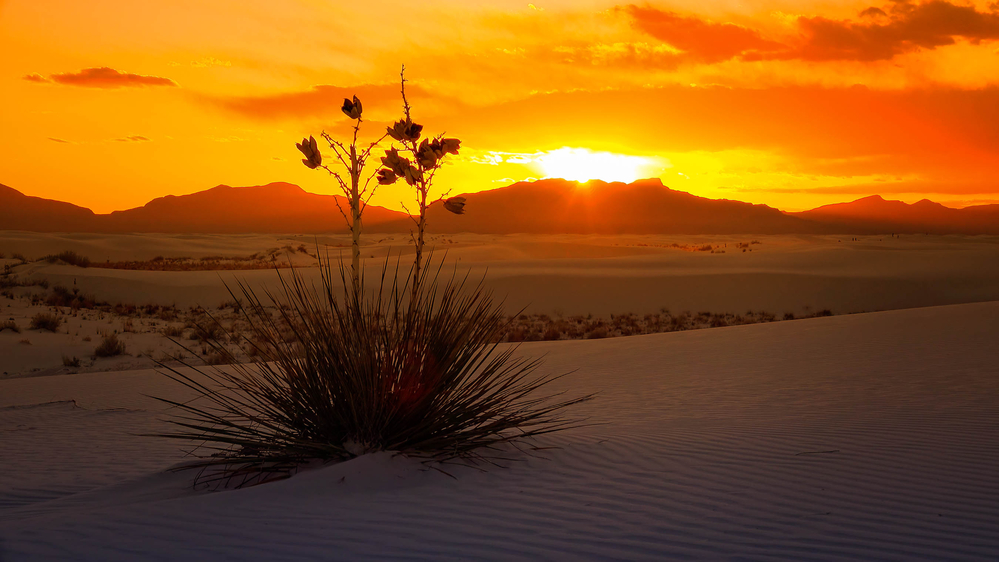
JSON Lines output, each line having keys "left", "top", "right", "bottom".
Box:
{"left": 535, "top": 147, "right": 660, "bottom": 184}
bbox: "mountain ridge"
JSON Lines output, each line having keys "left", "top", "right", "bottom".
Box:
{"left": 2, "top": 179, "right": 997, "bottom": 235}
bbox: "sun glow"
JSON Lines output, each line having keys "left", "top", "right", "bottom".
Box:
{"left": 536, "top": 148, "right": 658, "bottom": 184}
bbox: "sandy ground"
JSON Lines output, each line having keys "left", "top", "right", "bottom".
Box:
{"left": 4, "top": 231, "right": 999, "bottom": 379}
{"left": 3, "top": 231, "right": 999, "bottom": 316}
{"left": 1, "top": 301, "right": 997, "bottom": 560}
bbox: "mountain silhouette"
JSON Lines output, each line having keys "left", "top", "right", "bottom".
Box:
{"left": 383, "top": 178, "right": 823, "bottom": 234}
{"left": 102, "top": 182, "right": 406, "bottom": 233}
{"left": 1, "top": 183, "right": 98, "bottom": 232}
{"left": 1, "top": 179, "right": 997, "bottom": 235}
{"left": 792, "top": 195, "right": 999, "bottom": 234}
{"left": 0, "top": 182, "right": 406, "bottom": 234}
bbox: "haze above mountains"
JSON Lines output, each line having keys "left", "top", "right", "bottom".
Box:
{"left": 2, "top": 179, "right": 998, "bottom": 235}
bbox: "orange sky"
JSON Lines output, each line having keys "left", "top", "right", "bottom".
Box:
{"left": 2, "top": 0, "right": 998, "bottom": 213}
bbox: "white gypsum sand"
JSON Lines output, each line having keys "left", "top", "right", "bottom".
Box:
{"left": 1, "top": 301, "right": 997, "bottom": 560}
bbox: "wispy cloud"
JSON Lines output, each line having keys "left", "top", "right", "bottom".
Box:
{"left": 44, "top": 67, "right": 177, "bottom": 88}
{"left": 620, "top": 1, "right": 999, "bottom": 64}
{"left": 209, "top": 83, "right": 454, "bottom": 121}
{"left": 114, "top": 135, "right": 151, "bottom": 142}
{"left": 169, "top": 57, "right": 232, "bottom": 68}
{"left": 619, "top": 5, "right": 785, "bottom": 63}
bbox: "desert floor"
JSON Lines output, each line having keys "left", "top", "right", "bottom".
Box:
{"left": 3, "top": 231, "right": 999, "bottom": 378}
{"left": 1, "top": 232, "right": 998, "bottom": 560}
{"left": 3, "top": 231, "right": 999, "bottom": 316}
{"left": 1, "top": 301, "right": 997, "bottom": 560}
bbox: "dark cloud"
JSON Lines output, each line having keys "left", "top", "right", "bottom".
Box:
{"left": 621, "top": 1, "right": 999, "bottom": 64}
{"left": 210, "top": 83, "right": 453, "bottom": 121}
{"left": 22, "top": 73, "right": 49, "bottom": 83}
{"left": 859, "top": 7, "right": 888, "bottom": 18}
{"left": 49, "top": 67, "right": 177, "bottom": 88}
{"left": 619, "top": 5, "right": 785, "bottom": 62}
{"left": 783, "top": 0, "right": 999, "bottom": 61}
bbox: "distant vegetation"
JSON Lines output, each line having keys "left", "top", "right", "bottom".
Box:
{"left": 505, "top": 308, "right": 833, "bottom": 342}
{"left": 93, "top": 333, "right": 126, "bottom": 358}
{"left": 44, "top": 250, "right": 90, "bottom": 267}
{"left": 29, "top": 312, "right": 61, "bottom": 332}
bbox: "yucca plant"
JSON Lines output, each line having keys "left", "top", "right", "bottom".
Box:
{"left": 153, "top": 254, "right": 592, "bottom": 487}
{"left": 154, "top": 69, "right": 592, "bottom": 488}
{"left": 295, "top": 91, "right": 384, "bottom": 292}
{"left": 376, "top": 65, "right": 467, "bottom": 304}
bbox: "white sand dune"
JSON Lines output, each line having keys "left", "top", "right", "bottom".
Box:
{"left": 5, "top": 232, "right": 999, "bottom": 316}
{"left": 1, "top": 301, "right": 997, "bottom": 560}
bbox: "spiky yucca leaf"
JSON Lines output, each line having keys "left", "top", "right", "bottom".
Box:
{"left": 152, "top": 253, "right": 592, "bottom": 487}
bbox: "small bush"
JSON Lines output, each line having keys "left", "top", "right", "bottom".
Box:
{"left": 0, "top": 319, "right": 20, "bottom": 333}
{"left": 585, "top": 327, "right": 608, "bottom": 339}
{"left": 62, "top": 355, "right": 81, "bottom": 368}
{"left": 94, "top": 333, "right": 126, "bottom": 358}
{"left": 30, "top": 312, "right": 61, "bottom": 332}
{"left": 45, "top": 251, "right": 90, "bottom": 268}
{"left": 162, "top": 325, "right": 185, "bottom": 338}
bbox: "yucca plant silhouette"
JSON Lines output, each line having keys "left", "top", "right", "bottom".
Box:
{"left": 295, "top": 93, "right": 384, "bottom": 293}
{"left": 376, "top": 66, "right": 466, "bottom": 304}
{"left": 153, "top": 69, "right": 592, "bottom": 488}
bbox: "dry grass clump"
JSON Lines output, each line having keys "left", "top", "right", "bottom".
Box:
{"left": 1, "top": 272, "right": 48, "bottom": 291}
{"left": 44, "top": 250, "right": 91, "bottom": 268}
{"left": 29, "top": 312, "right": 61, "bottom": 332}
{"left": 91, "top": 250, "right": 306, "bottom": 271}
{"left": 162, "top": 325, "right": 186, "bottom": 338}
{"left": 62, "top": 355, "right": 81, "bottom": 368}
{"left": 0, "top": 319, "right": 20, "bottom": 333}
{"left": 45, "top": 285, "right": 99, "bottom": 309}
{"left": 153, "top": 258, "right": 592, "bottom": 487}
{"left": 94, "top": 332, "right": 126, "bottom": 358}
{"left": 502, "top": 308, "right": 834, "bottom": 342}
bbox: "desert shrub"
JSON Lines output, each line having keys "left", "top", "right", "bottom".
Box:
{"left": 44, "top": 251, "right": 90, "bottom": 268}
{"left": 542, "top": 326, "right": 561, "bottom": 341}
{"left": 162, "top": 325, "right": 185, "bottom": 338}
{"left": 189, "top": 319, "right": 224, "bottom": 342}
{"left": 94, "top": 333, "right": 126, "bottom": 357}
{"left": 0, "top": 319, "right": 20, "bottom": 333}
{"left": 29, "top": 312, "right": 61, "bottom": 332}
{"left": 46, "top": 285, "right": 74, "bottom": 306}
{"left": 62, "top": 355, "right": 81, "bottom": 368}
{"left": 11, "top": 253, "right": 27, "bottom": 264}
{"left": 153, "top": 257, "right": 592, "bottom": 487}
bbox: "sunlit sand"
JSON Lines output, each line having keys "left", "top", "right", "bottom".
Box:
{"left": 2, "top": 300, "right": 997, "bottom": 559}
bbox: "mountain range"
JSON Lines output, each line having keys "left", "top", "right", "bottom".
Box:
{"left": 2, "top": 179, "right": 998, "bottom": 235}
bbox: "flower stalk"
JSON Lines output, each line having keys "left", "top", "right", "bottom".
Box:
{"left": 296, "top": 95, "right": 386, "bottom": 293}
